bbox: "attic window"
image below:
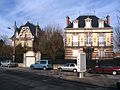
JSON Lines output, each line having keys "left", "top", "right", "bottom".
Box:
{"left": 85, "top": 17, "right": 92, "bottom": 28}
{"left": 73, "top": 20, "right": 79, "bottom": 28}
{"left": 98, "top": 19, "right": 104, "bottom": 28}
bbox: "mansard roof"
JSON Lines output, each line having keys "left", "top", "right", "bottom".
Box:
{"left": 66, "top": 15, "right": 112, "bottom": 28}
{"left": 11, "top": 21, "right": 41, "bottom": 39}
{"left": 19, "top": 21, "right": 38, "bottom": 36}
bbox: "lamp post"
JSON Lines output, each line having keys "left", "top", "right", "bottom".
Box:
{"left": 8, "top": 22, "right": 17, "bottom": 62}
{"left": 13, "top": 37, "right": 15, "bottom": 62}
{"left": 8, "top": 27, "right": 16, "bottom": 62}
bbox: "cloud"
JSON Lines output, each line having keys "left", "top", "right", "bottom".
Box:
{"left": 0, "top": 0, "right": 119, "bottom": 37}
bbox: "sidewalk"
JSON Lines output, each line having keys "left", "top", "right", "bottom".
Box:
{"left": 62, "top": 72, "right": 118, "bottom": 88}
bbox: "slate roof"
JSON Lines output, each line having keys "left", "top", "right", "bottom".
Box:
{"left": 11, "top": 21, "right": 40, "bottom": 39}
{"left": 19, "top": 21, "right": 37, "bottom": 36}
{"left": 66, "top": 15, "right": 112, "bottom": 28}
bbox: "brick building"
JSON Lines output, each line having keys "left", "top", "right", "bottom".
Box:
{"left": 64, "top": 15, "right": 113, "bottom": 61}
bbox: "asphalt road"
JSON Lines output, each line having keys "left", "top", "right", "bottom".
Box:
{"left": 0, "top": 67, "right": 118, "bottom": 90}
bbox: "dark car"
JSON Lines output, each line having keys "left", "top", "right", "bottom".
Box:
{"left": 89, "top": 65, "right": 120, "bottom": 75}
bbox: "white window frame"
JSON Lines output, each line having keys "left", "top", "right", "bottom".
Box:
{"left": 85, "top": 35, "right": 92, "bottom": 46}
{"left": 99, "top": 22, "right": 104, "bottom": 28}
{"left": 72, "top": 36, "right": 79, "bottom": 46}
{"left": 72, "top": 50, "right": 79, "bottom": 57}
{"left": 99, "top": 35, "right": 105, "bottom": 46}
{"left": 98, "top": 49, "right": 105, "bottom": 58}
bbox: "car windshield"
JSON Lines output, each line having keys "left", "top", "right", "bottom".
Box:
{"left": 64, "top": 63, "right": 69, "bottom": 66}
{"left": 100, "top": 66, "right": 113, "bottom": 68}
{"left": 2, "top": 60, "right": 11, "bottom": 63}
{"left": 35, "top": 61, "right": 40, "bottom": 64}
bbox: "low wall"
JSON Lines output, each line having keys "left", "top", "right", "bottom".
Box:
{"left": 53, "top": 64, "right": 63, "bottom": 69}
{"left": 18, "top": 63, "right": 25, "bottom": 67}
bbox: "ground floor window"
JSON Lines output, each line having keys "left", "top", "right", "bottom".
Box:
{"left": 98, "top": 49, "right": 105, "bottom": 59}
{"left": 72, "top": 50, "right": 79, "bottom": 58}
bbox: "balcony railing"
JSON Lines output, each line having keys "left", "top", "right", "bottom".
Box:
{"left": 98, "top": 42, "right": 106, "bottom": 47}
{"left": 72, "top": 42, "right": 79, "bottom": 46}
{"left": 85, "top": 42, "right": 92, "bottom": 47}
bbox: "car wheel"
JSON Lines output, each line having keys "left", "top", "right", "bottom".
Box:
{"left": 73, "top": 69, "right": 77, "bottom": 72}
{"left": 112, "top": 71, "right": 117, "bottom": 75}
{"left": 43, "top": 67, "right": 46, "bottom": 70}
{"left": 93, "top": 70, "right": 97, "bottom": 74}
{"left": 58, "top": 68, "right": 62, "bottom": 72}
{"left": 30, "top": 66, "right": 34, "bottom": 69}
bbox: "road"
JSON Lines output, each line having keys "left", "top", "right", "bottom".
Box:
{"left": 0, "top": 67, "right": 117, "bottom": 90}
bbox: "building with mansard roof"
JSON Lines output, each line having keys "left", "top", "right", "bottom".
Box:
{"left": 64, "top": 15, "right": 113, "bottom": 61}
{"left": 11, "top": 21, "right": 41, "bottom": 49}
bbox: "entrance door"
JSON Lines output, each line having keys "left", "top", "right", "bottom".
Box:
{"left": 26, "top": 57, "right": 35, "bottom": 67}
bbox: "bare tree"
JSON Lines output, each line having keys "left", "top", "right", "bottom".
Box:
{"left": 113, "top": 10, "right": 120, "bottom": 52}
{"left": 0, "top": 35, "right": 10, "bottom": 45}
{"left": 35, "top": 25, "right": 64, "bottom": 61}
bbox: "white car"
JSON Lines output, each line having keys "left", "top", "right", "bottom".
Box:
{"left": 1, "top": 60, "right": 17, "bottom": 67}
{"left": 58, "top": 63, "right": 77, "bottom": 72}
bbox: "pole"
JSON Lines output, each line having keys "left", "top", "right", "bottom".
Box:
{"left": 13, "top": 21, "right": 17, "bottom": 62}
{"left": 13, "top": 37, "right": 15, "bottom": 62}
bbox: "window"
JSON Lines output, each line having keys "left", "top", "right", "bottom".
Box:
{"left": 86, "top": 35, "right": 92, "bottom": 46}
{"left": 73, "top": 20, "right": 79, "bottom": 28}
{"left": 64, "top": 63, "right": 69, "bottom": 67}
{"left": 99, "top": 35, "right": 105, "bottom": 46}
{"left": 70, "top": 64, "right": 75, "bottom": 67}
{"left": 98, "top": 19, "right": 104, "bottom": 28}
{"left": 72, "top": 50, "right": 78, "bottom": 57}
{"left": 98, "top": 49, "right": 105, "bottom": 58}
{"left": 99, "top": 22, "right": 104, "bottom": 28}
{"left": 40, "top": 61, "right": 46, "bottom": 64}
{"left": 86, "top": 36, "right": 92, "bottom": 44}
{"left": 72, "top": 36, "right": 78, "bottom": 46}
{"left": 85, "top": 18, "right": 92, "bottom": 28}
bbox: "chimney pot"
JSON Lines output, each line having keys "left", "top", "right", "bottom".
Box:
{"left": 66, "top": 16, "right": 70, "bottom": 27}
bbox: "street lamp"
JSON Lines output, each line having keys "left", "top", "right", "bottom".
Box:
{"left": 8, "top": 27, "right": 16, "bottom": 62}
{"left": 8, "top": 22, "right": 17, "bottom": 62}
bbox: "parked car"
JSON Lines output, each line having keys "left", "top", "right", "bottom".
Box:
{"left": 1, "top": 60, "right": 18, "bottom": 67}
{"left": 30, "top": 59, "right": 53, "bottom": 70}
{"left": 89, "top": 65, "right": 120, "bottom": 75}
{"left": 58, "top": 63, "right": 77, "bottom": 72}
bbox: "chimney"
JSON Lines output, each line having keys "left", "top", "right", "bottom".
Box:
{"left": 66, "top": 16, "right": 70, "bottom": 27}
{"left": 106, "top": 15, "right": 110, "bottom": 25}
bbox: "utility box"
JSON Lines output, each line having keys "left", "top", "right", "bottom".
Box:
{"left": 77, "top": 53, "right": 86, "bottom": 78}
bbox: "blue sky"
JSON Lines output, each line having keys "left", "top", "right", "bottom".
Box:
{"left": 0, "top": 0, "right": 119, "bottom": 37}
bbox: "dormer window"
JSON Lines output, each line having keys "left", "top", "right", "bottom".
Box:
{"left": 85, "top": 17, "right": 92, "bottom": 28}
{"left": 98, "top": 19, "right": 104, "bottom": 28}
{"left": 73, "top": 20, "right": 79, "bottom": 28}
